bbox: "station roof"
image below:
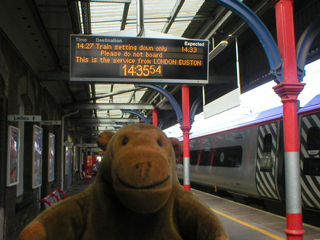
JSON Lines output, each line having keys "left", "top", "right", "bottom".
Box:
{"left": 0, "top": 0, "right": 319, "bottom": 142}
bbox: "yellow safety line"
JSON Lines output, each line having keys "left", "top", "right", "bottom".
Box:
{"left": 211, "top": 208, "right": 286, "bottom": 240}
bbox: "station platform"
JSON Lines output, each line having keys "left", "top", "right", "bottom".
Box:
{"left": 193, "top": 190, "right": 320, "bottom": 240}
{"left": 65, "top": 179, "right": 320, "bottom": 240}
{"left": 65, "top": 176, "right": 95, "bottom": 197}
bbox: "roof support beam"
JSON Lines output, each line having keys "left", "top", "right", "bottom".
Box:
{"left": 122, "top": 110, "right": 150, "bottom": 124}
{"left": 121, "top": 2, "right": 130, "bottom": 30}
{"left": 67, "top": 0, "right": 82, "bottom": 34}
{"left": 194, "top": 6, "right": 228, "bottom": 39}
{"left": 136, "top": 0, "right": 144, "bottom": 36}
{"left": 72, "top": 87, "right": 143, "bottom": 103}
{"left": 162, "top": 0, "right": 185, "bottom": 33}
{"left": 63, "top": 103, "right": 172, "bottom": 110}
{"left": 210, "top": 0, "right": 283, "bottom": 83}
{"left": 71, "top": 118, "right": 140, "bottom": 123}
{"left": 64, "top": 103, "right": 151, "bottom": 110}
{"left": 296, "top": 15, "right": 320, "bottom": 81}
{"left": 81, "top": 1, "right": 91, "bottom": 34}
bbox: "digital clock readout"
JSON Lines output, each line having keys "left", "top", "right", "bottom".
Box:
{"left": 121, "top": 64, "right": 162, "bottom": 77}
{"left": 181, "top": 46, "right": 198, "bottom": 53}
{"left": 77, "top": 43, "right": 95, "bottom": 49}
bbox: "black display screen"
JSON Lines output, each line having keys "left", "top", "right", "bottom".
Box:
{"left": 70, "top": 35, "right": 209, "bottom": 85}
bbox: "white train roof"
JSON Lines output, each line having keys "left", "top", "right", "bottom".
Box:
{"left": 186, "top": 94, "right": 320, "bottom": 140}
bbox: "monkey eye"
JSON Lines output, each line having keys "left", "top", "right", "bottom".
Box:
{"left": 157, "top": 139, "right": 162, "bottom": 147}
{"left": 122, "top": 137, "right": 129, "bottom": 145}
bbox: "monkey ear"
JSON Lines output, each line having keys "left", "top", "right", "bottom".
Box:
{"left": 169, "top": 138, "right": 182, "bottom": 157}
{"left": 97, "top": 131, "right": 115, "bottom": 151}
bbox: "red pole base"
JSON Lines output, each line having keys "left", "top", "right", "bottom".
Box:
{"left": 183, "top": 184, "right": 191, "bottom": 191}
{"left": 285, "top": 213, "right": 305, "bottom": 240}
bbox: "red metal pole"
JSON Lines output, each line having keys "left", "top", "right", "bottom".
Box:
{"left": 152, "top": 108, "right": 158, "bottom": 127}
{"left": 273, "top": 0, "right": 305, "bottom": 239}
{"left": 181, "top": 85, "right": 191, "bottom": 191}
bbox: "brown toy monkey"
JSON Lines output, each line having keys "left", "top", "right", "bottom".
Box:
{"left": 19, "top": 123, "right": 228, "bottom": 240}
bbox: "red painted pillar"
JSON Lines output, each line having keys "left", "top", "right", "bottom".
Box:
{"left": 152, "top": 108, "right": 158, "bottom": 127}
{"left": 181, "top": 85, "right": 191, "bottom": 191}
{"left": 273, "top": 0, "right": 305, "bottom": 239}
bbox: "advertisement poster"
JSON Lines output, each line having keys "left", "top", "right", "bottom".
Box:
{"left": 7, "top": 126, "right": 20, "bottom": 186}
{"left": 65, "top": 147, "right": 72, "bottom": 175}
{"left": 32, "top": 125, "right": 43, "bottom": 188}
{"left": 48, "top": 133, "right": 55, "bottom": 182}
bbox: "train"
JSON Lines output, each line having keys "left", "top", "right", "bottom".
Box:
{"left": 176, "top": 94, "right": 320, "bottom": 226}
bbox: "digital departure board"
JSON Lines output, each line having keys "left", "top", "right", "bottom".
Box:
{"left": 70, "top": 35, "right": 209, "bottom": 84}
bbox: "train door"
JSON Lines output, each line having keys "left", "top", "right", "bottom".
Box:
{"left": 255, "top": 122, "right": 281, "bottom": 200}
{"left": 300, "top": 113, "right": 320, "bottom": 210}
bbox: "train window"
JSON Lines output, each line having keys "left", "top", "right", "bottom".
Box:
{"left": 303, "top": 158, "right": 320, "bottom": 176}
{"left": 260, "top": 157, "right": 273, "bottom": 172}
{"left": 260, "top": 134, "right": 273, "bottom": 172}
{"left": 263, "top": 134, "right": 272, "bottom": 152}
{"left": 211, "top": 146, "right": 242, "bottom": 168}
{"left": 199, "top": 149, "right": 211, "bottom": 166}
{"left": 190, "top": 150, "right": 198, "bottom": 165}
{"left": 307, "top": 127, "right": 320, "bottom": 155}
{"left": 303, "top": 127, "right": 320, "bottom": 175}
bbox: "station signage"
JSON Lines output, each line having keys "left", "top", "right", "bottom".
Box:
{"left": 8, "top": 115, "right": 42, "bottom": 122}
{"left": 41, "top": 120, "right": 61, "bottom": 125}
{"left": 70, "top": 35, "right": 209, "bottom": 85}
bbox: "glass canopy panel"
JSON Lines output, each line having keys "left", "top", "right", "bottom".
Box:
{"left": 90, "top": 2, "right": 124, "bottom": 33}
{"left": 80, "top": 0, "right": 205, "bottom": 37}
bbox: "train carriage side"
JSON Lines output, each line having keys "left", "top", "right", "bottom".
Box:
{"left": 298, "top": 95, "right": 320, "bottom": 212}
{"left": 176, "top": 96, "right": 320, "bottom": 226}
{"left": 189, "top": 124, "right": 260, "bottom": 199}
{"left": 177, "top": 106, "right": 285, "bottom": 202}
